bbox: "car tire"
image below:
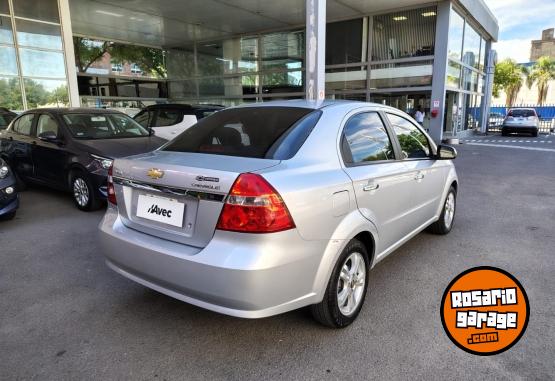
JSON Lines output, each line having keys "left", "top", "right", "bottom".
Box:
{"left": 70, "top": 171, "right": 102, "bottom": 211}
{"left": 501, "top": 130, "right": 507, "bottom": 137}
{"left": 311, "top": 239, "right": 369, "bottom": 328}
{"left": 532, "top": 131, "right": 538, "bottom": 137}
{"left": 0, "top": 211, "right": 16, "bottom": 221}
{"left": 427, "top": 186, "right": 457, "bottom": 235}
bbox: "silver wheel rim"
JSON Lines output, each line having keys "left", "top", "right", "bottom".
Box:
{"left": 444, "top": 192, "right": 455, "bottom": 229}
{"left": 73, "top": 178, "right": 89, "bottom": 207}
{"left": 337, "top": 252, "right": 366, "bottom": 316}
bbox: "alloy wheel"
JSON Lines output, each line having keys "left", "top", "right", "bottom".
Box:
{"left": 444, "top": 192, "right": 455, "bottom": 229}
{"left": 337, "top": 252, "right": 366, "bottom": 316}
{"left": 73, "top": 177, "right": 90, "bottom": 207}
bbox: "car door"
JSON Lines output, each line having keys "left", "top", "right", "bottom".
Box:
{"left": 340, "top": 110, "right": 417, "bottom": 255}
{"left": 151, "top": 108, "right": 185, "bottom": 140}
{"left": 385, "top": 112, "right": 448, "bottom": 226}
{"left": 2, "top": 113, "right": 36, "bottom": 180}
{"left": 32, "top": 113, "right": 68, "bottom": 186}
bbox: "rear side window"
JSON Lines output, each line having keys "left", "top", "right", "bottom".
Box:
{"left": 156, "top": 109, "right": 183, "bottom": 127}
{"left": 509, "top": 109, "right": 536, "bottom": 118}
{"left": 163, "top": 107, "right": 315, "bottom": 159}
{"left": 386, "top": 113, "right": 430, "bottom": 159}
{"left": 342, "top": 112, "right": 394, "bottom": 164}
{"left": 12, "top": 114, "right": 34, "bottom": 136}
{"left": 134, "top": 110, "right": 152, "bottom": 128}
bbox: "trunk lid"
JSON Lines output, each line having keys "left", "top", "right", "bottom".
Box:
{"left": 112, "top": 151, "right": 280, "bottom": 248}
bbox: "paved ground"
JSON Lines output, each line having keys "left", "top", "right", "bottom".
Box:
{"left": 1, "top": 143, "right": 554, "bottom": 380}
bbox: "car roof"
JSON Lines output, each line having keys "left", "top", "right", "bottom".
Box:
{"left": 508, "top": 108, "right": 536, "bottom": 111}
{"left": 144, "top": 103, "right": 224, "bottom": 111}
{"left": 19, "top": 107, "right": 125, "bottom": 115}
{"left": 231, "top": 99, "right": 404, "bottom": 113}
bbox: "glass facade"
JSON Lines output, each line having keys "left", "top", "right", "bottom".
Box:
{"left": 0, "top": 0, "right": 70, "bottom": 110}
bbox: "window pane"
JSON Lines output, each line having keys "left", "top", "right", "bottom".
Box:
{"left": 196, "top": 37, "right": 259, "bottom": 76}
{"left": 36, "top": 114, "right": 59, "bottom": 136}
{"left": 326, "top": 19, "right": 363, "bottom": 65}
{"left": 372, "top": 7, "right": 436, "bottom": 61}
{"left": 13, "top": 114, "right": 34, "bottom": 135}
{"left": 261, "top": 31, "right": 304, "bottom": 71}
{"left": 13, "top": 0, "right": 60, "bottom": 23}
{"left": 163, "top": 107, "right": 314, "bottom": 159}
{"left": 370, "top": 60, "right": 433, "bottom": 88}
{"left": 479, "top": 38, "right": 487, "bottom": 71}
{"left": 24, "top": 78, "right": 68, "bottom": 108}
{"left": 0, "top": 15, "right": 14, "bottom": 44}
{"left": 0, "top": 0, "right": 9, "bottom": 14}
{"left": 166, "top": 48, "right": 196, "bottom": 79}
{"left": 156, "top": 109, "right": 182, "bottom": 127}
{"left": 446, "top": 60, "right": 461, "bottom": 88}
{"left": 16, "top": 19, "right": 62, "bottom": 50}
{"left": 343, "top": 112, "right": 394, "bottom": 163}
{"left": 0, "top": 46, "right": 18, "bottom": 75}
{"left": 463, "top": 24, "right": 481, "bottom": 69}
{"left": 326, "top": 66, "right": 367, "bottom": 91}
{"left": 262, "top": 71, "right": 302, "bottom": 93}
{"left": 20, "top": 48, "right": 66, "bottom": 77}
{"left": 63, "top": 113, "right": 149, "bottom": 139}
{"left": 387, "top": 113, "right": 430, "bottom": 158}
{"left": 0, "top": 76, "right": 23, "bottom": 109}
{"left": 448, "top": 10, "right": 464, "bottom": 60}
{"left": 133, "top": 110, "right": 152, "bottom": 128}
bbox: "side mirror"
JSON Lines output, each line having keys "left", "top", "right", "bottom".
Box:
{"left": 38, "top": 131, "right": 60, "bottom": 143}
{"left": 436, "top": 144, "right": 457, "bottom": 160}
{"left": 149, "top": 128, "right": 155, "bottom": 136}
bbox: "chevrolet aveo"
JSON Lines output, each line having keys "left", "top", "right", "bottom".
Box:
{"left": 99, "top": 100, "right": 458, "bottom": 328}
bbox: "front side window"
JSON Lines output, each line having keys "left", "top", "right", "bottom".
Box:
{"left": 12, "top": 114, "right": 34, "bottom": 136}
{"left": 63, "top": 113, "right": 149, "bottom": 139}
{"left": 156, "top": 109, "right": 183, "bottom": 127}
{"left": 342, "top": 112, "right": 394, "bottom": 164}
{"left": 36, "top": 114, "right": 59, "bottom": 137}
{"left": 387, "top": 113, "right": 430, "bottom": 159}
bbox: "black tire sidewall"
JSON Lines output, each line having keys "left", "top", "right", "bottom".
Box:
{"left": 441, "top": 187, "right": 457, "bottom": 232}
{"left": 326, "top": 240, "right": 369, "bottom": 327}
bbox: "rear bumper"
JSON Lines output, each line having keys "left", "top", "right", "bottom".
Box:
{"left": 98, "top": 207, "right": 327, "bottom": 318}
{"left": 502, "top": 124, "right": 538, "bottom": 133}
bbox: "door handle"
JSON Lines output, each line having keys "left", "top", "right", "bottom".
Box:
{"left": 363, "top": 183, "right": 379, "bottom": 191}
{"left": 414, "top": 172, "right": 425, "bottom": 181}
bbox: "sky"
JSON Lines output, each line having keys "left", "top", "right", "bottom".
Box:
{"left": 484, "top": 0, "right": 555, "bottom": 63}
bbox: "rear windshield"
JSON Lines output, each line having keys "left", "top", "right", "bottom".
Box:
{"left": 509, "top": 109, "right": 536, "bottom": 117}
{"left": 63, "top": 113, "right": 150, "bottom": 139}
{"left": 163, "top": 107, "right": 318, "bottom": 159}
{"left": 0, "top": 113, "right": 15, "bottom": 129}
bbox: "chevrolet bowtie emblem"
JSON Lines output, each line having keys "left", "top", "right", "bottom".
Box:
{"left": 147, "top": 168, "right": 164, "bottom": 180}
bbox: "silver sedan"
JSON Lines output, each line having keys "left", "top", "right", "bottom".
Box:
{"left": 99, "top": 100, "right": 458, "bottom": 328}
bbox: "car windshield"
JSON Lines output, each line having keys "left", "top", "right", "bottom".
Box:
{"left": 163, "top": 107, "right": 316, "bottom": 159}
{"left": 509, "top": 109, "right": 536, "bottom": 117}
{"left": 0, "top": 113, "right": 15, "bottom": 130}
{"left": 63, "top": 113, "right": 150, "bottom": 139}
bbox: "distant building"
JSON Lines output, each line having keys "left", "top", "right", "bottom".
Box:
{"left": 530, "top": 28, "right": 555, "bottom": 61}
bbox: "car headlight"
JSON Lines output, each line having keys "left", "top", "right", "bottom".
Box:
{"left": 0, "top": 159, "right": 9, "bottom": 179}
{"left": 90, "top": 154, "right": 113, "bottom": 170}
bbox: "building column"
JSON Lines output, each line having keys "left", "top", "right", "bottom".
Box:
{"left": 429, "top": 1, "right": 452, "bottom": 142}
{"left": 480, "top": 42, "right": 495, "bottom": 134}
{"left": 305, "top": 0, "right": 326, "bottom": 102}
{"left": 59, "top": 0, "right": 80, "bottom": 107}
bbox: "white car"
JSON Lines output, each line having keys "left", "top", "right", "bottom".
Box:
{"left": 133, "top": 104, "right": 223, "bottom": 141}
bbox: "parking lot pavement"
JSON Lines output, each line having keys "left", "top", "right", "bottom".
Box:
{"left": 461, "top": 133, "right": 554, "bottom": 147}
{"left": 1, "top": 144, "right": 554, "bottom": 380}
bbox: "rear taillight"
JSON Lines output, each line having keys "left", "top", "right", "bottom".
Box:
{"left": 216, "top": 173, "right": 295, "bottom": 233}
{"left": 107, "top": 164, "right": 117, "bottom": 205}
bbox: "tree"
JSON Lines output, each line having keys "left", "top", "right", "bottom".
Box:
{"left": 493, "top": 59, "right": 528, "bottom": 107}
{"left": 526, "top": 56, "right": 555, "bottom": 106}
{"left": 74, "top": 37, "right": 112, "bottom": 73}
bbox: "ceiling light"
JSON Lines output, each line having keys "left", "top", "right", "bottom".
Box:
{"left": 393, "top": 16, "right": 407, "bottom": 21}
{"left": 422, "top": 11, "right": 436, "bottom": 17}
{"left": 95, "top": 10, "right": 123, "bottom": 17}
